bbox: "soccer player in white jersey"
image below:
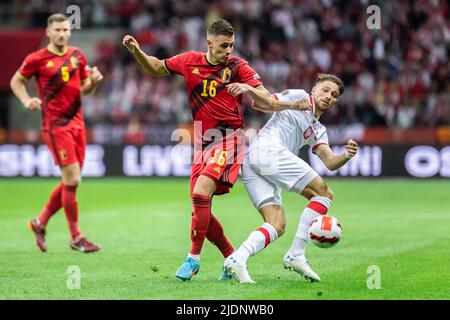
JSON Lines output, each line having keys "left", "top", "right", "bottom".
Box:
{"left": 224, "top": 73, "right": 358, "bottom": 283}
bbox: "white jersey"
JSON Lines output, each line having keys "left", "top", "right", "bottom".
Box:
{"left": 251, "top": 89, "right": 328, "bottom": 153}
{"left": 243, "top": 89, "right": 327, "bottom": 209}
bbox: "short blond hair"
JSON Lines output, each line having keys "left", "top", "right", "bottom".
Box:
{"left": 316, "top": 73, "right": 345, "bottom": 95}
{"left": 47, "top": 13, "right": 68, "bottom": 26}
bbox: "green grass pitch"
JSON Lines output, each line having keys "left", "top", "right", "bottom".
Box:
{"left": 0, "top": 178, "right": 449, "bottom": 300}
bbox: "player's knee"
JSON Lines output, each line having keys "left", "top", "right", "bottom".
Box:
{"left": 193, "top": 175, "right": 216, "bottom": 196}
{"left": 63, "top": 173, "right": 81, "bottom": 186}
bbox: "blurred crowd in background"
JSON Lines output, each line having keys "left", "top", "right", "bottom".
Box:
{"left": 1, "top": 0, "right": 449, "bottom": 141}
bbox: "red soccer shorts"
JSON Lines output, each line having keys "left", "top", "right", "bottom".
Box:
{"left": 42, "top": 126, "right": 86, "bottom": 167}
{"left": 190, "top": 129, "right": 245, "bottom": 196}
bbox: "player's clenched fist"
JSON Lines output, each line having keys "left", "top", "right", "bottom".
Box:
{"left": 90, "top": 66, "right": 103, "bottom": 85}
{"left": 122, "top": 35, "right": 140, "bottom": 54}
{"left": 345, "top": 139, "right": 358, "bottom": 158}
{"left": 226, "top": 83, "right": 251, "bottom": 96}
{"left": 25, "top": 97, "right": 42, "bottom": 111}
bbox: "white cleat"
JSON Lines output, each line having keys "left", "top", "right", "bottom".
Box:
{"left": 283, "top": 254, "right": 321, "bottom": 282}
{"left": 224, "top": 256, "right": 255, "bottom": 284}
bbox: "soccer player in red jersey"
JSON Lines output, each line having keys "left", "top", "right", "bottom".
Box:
{"left": 10, "top": 13, "right": 103, "bottom": 253}
{"left": 123, "top": 19, "right": 305, "bottom": 280}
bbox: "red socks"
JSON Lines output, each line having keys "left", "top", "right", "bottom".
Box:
{"left": 62, "top": 184, "right": 81, "bottom": 239}
{"left": 37, "top": 182, "right": 82, "bottom": 240}
{"left": 38, "top": 182, "right": 63, "bottom": 226}
{"left": 206, "top": 213, "right": 234, "bottom": 258}
{"left": 190, "top": 193, "right": 235, "bottom": 257}
{"left": 190, "top": 193, "right": 211, "bottom": 255}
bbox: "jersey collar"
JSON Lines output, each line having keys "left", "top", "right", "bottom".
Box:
{"left": 204, "top": 53, "right": 224, "bottom": 66}
{"left": 46, "top": 45, "right": 68, "bottom": 56}
{"left": 309, "top": 95, "right": 317, "bottom": 118}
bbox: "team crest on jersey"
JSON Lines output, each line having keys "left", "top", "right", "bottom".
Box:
{"left": 221, "top": 67, "right": 231, "bottom": 83}
{"left": 70, "top": 56, "right": 79, "bottom": 68}
{"left": 303, "top": 126, "right": 315, "bottom": 140}
{"left": 281, "top": 90, "right": 289, "bottom": 95}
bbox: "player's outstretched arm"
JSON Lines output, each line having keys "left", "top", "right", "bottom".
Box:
{"left": 82, "top": 66, "right": 103, "bottom": 95}
{"left": 314, "top": 139, "right": 358, "bottom": 171}
{"left": 122, "top": 35, "right": 169, "bottom": 77}
{"left": 226, "top": 83, "right": 310, "bottom": 112}
{"left": 10, "top": 72, "right": 41, "bottom": 111}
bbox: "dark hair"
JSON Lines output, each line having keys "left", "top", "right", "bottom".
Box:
{"left": 207, "top": 19, "right": 234, "bottom": 37}
{"left": 47, "top": 13, "right": 69, "bottom": 26}
{"left": 316, "top": 73, "right": 345, "bottom": 95}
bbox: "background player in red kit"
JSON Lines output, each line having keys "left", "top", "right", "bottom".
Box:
{"left": 10, "top": 13, "right": 103, "bottom": 253}
{"left": 123, "top": 19, "right": 304, "bottom": 281}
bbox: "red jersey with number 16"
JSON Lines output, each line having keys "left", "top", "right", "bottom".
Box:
{"left": 18, "top": 46, "right": 90, "bottom": 130}
{"left": 164, "top": 51, "right": 262, "bottom": 135}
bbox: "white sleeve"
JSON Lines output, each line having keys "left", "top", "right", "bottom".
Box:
{"left": 273, "top": 89, "right": 308, "bottom": 104}
{"left": 311, "top": 131, "right": 329, "bottom": 154}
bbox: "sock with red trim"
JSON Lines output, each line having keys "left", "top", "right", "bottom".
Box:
{"left": 37, "top": 182, "right": 63, "bottom": 227}
{"left": 206, "top": 213, "right": 235, "bottom": 258}
{"left": 233, "top": 223, "right": 278, "bottom": 264}
{"left": 189, "top": 193, "right": 211, "bottom": 256}
{"left": 62, "top": 184, "right": 81, "bottom": 240}
{"left": 287, "top": 196, "right": 331, "bottom": 257}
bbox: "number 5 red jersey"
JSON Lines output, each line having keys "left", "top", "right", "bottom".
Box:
{"left": 17, "top": 46, "right": 90, "bottom": 130}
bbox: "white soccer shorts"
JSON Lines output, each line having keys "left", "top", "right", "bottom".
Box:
{"left": 242, "top": 144, "right": 318, "bottom": 209}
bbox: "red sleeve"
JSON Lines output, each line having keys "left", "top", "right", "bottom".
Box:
{"left": 18, "top": 52, "right": 39, "bottom": 79}
{"left": 79, "top": 51, "right": 89, "bottom": 81}
{"left": 164, "top": 52, "right": 192, "bottom": 76}
{"left": 238, "top": 63, "right": 263, "bottom": 87}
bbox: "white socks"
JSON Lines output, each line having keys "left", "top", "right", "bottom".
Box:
{"left": 231, "top": 196, "right": 332, "bottom": 264}
{"left": 233, "top": 223, "right": 278, "bottom": 263}
{"left": 287, "top": 196, "right": 332, "bottom": 257}
{"left": 188, "top": 253, "right": 200, "bottom": 262}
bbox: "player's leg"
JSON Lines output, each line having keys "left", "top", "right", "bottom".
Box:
{"left": 177, "top": 133, "right": 243, "bottom": 281}
{"left": 29, "top": 130, "right": 66, "bottom": 252}
{"left": 225, "top": 204, "right": 284, "bottom": 283}
{"left": 190, "top": 174, "right": 217, "bottom": 256}
{"left": 207, "top": 152, "right": 247, "bottom": 279}
{"left": 60, "top": 129, "right": 100, "bottom": 253}
{"left": 175, "top": 174, "right": 217, "bottom": 281}
{"left": 283, "top": 174, "right": 333, "bottom": 281}
{"left": 207, "top": 212, "right": 235, "bottom": 280}
{"left": 35, "top": 182, "right": 63, "bottom": 226}
{"left": 60, "top": 162, "right": 82, "bottom": 239}
{"left": 253, "top": 146, "right": 324, "bottom": 281}
{"left": 206, "top": 211, "right": 234, "bottom": 258}
{"left": 224, "top": 159, "right": 282, "bottom": 283}
{"left": 28, "top": 182, "right": 63, "bottom": 252}
{"left": 287, "top": 175, "right": 333, "bottom": 257}
{"left": 208, "top": 135, "right": 246, "bottom": 261}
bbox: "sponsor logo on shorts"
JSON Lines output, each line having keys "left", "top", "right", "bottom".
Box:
{"left": 60, "top": 149, "right": 67, "bottom": 160}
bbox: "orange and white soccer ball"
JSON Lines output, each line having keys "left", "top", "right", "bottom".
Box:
{"left": 308, "top": 215, "right": 343, "bottom": 248}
